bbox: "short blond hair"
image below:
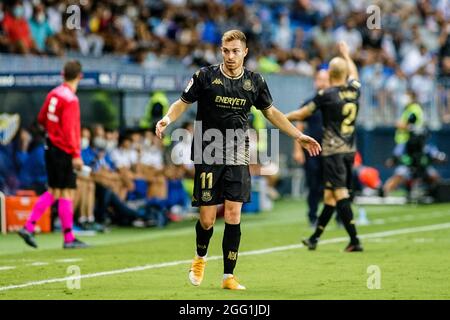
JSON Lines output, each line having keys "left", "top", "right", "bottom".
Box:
{"left": 328, "top": 57, "right": 348, "bottom": 81}
{"left": 222, "top": 30, "right": 247, "bottom": 46}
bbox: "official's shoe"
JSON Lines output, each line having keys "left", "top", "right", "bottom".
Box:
{"left": 189, "top": 256, "right": 206, "bottom": 286}
{"left": 344, "top": 242, "right": 364, "bottom": 252}
{"left": 302, "top": 238, "right": 318, "bottom": 250}
{"left": 222, "top": 275, "right": 246, "bottom": 290}
{"left": 18, "top": 228, "right": 38, "bottom": 248}
{"left": 63, "top": 238, "right": 89, "bottom": 249}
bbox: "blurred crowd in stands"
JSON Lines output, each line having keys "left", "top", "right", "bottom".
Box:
{"left": 0, "top": 0, "right": 449, "bottom": 121}
{"left": 0, "top": 119, "right": 198, "bottom": 231}
{"left": 0, "top": 0, "right": 447, "bottom": 77}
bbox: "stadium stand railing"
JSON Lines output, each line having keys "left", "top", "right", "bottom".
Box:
{"left": 359, "top": 78, "right": 449, "bottom": 130}
{"left": 0, "top": 53, "right": 188, "bottom": 74}
{"left": 1, "top": 53, "right": 448, "bottom": 129}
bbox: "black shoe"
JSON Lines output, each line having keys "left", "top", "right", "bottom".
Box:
{"left": 18, "top": 228, "right": 38, "bottom": 248}
{"left": 302, "top": 238, "right": 317, "bottom": 250}
{"left": 344, "top": 242, "right": 364, "bottom": 252}
{"left": 63, "top": 238, "right": 89, "bottom": 249}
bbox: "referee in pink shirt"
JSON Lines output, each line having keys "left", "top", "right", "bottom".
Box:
{"left": 19, "top": 60, "right": 88, "bottom": 249}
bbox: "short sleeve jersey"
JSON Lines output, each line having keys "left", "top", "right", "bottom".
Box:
{"left": 305, "top": 79, "right": 361, "bottom": 156}
{"left": 181, "top": 64, "right": 273, "bottom": 165}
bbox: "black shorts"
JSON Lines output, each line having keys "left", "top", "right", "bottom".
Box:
{"left": 323, "top": 152, "right": 355, "bottom": 190}
{"left": 45, "top": 139, "right": 77, "bottom": 189}
{"left": 192, "top": 164, "right": 251, "bottom": 207}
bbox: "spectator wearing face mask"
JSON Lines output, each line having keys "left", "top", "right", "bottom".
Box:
{"left": 80, "top": 127, "right": 96, "bottom": 167}
{"left": 109, "top": 135, "right": 137, "bottom": 170}
{"left": 75, "top": 127, "right": 96, "bottom": 229}
{"left": 28, "top": 3, "right": 57, "bottom": 55}
{"left": 91, "top": 123, "right": 107, "bottom": 150}
{"left": 104, "top": 129, "right": 119, "bottom": 154}
{"left": 2, "top": 0, "right": 37, "bottom": 54}
{"left": 15, "top": 124, "right": 47, "bottom": 195}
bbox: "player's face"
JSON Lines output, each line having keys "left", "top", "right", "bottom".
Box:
{"left": 314, "top": 70, "right": 330, "bottom": 90}
{"left": 221, "top": 40, "right": 248, "bottom": 71}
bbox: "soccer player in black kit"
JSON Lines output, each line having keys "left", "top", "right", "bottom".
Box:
{"left": 156, "top": 30, "right": 321, "bottom": 290}
{"left": 292, "top": 69, "right": 329, "bottom": 227}
{"left": 287, "top": 41, "right": 363, "bottom": 252}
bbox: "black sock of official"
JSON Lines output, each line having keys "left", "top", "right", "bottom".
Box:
{"left": 336, "top": 198, "right": 359, "bottom": 245}
{"left": 223, "top": 223, "right": 241, "bottom": 274}
{"left": 195, "top": 220, "right": 213, "bottom": 257}
{"left": 310, "top": 205, "right": 335, "bottom": 241}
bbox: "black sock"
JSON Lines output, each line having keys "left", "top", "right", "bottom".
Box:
{"left": 195, "top": 220, "right": 213, "bottom": 257}
{"left": 223, "top": 223, "right": 241, "bottom": 274}
{"left": 336, "top": 198, "right": 359, "bottom": 244}
{"left": 310, "top": 205, "right": 335, "bottom": 241}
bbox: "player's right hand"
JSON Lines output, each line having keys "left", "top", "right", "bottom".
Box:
{"left": 72, "top": 157, "right": 84, "bottom": 171}
{"left": 155, "top": 117, "right": 170, "bottom": 139}
{"left": 337, "top": 41, "right": 350, "bottom": 58}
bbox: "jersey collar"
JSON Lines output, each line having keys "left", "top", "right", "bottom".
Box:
{"left": 220, "top": 63, "right": 244, "bottom": 80}
{"left": 62, "top": 82, "right": 76, "bottom": 93}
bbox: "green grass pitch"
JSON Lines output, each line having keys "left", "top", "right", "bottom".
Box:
{"left": 1, "top": 199, "right": 450, "bottom": 300}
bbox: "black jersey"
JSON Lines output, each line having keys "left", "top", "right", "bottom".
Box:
{"left": 300, "top": 97, "right": 323, "bottom": 143}
{"left": 181, "top": 64, "right": 273, "bottom": 165}
{"left": 305, "top": 79, "right": 361, "bottom": 156}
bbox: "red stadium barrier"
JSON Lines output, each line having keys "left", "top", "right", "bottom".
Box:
{"left": 5, "top": 196, "right": 51, "bottom": 233}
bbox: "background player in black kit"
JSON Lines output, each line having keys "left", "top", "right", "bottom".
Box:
{"left": 286, "top": 41, "right": 363, "bottom": 252}
{"left": 292, "top": 69, "right": 329, "bottom": 227}
{"left": 156, "top": 30, "right": 321, "bottom": 290}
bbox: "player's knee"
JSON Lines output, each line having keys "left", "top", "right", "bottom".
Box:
{"left": 224, "top": 208, "right": 241, "bottom": 224}
{"left": 51, "top": 188, "right": 61, "bottom": 199}
{"left": 334, "top": 188, "right": 349, "bottom": 201}
{"left": 323, "top": 190, "right": 336, "bottom": 206}
{"left": 199, "top": 217, "right": 215, "bottom": 230}
{"left": 60, "top": 188, "right": 75, "bottom": 200}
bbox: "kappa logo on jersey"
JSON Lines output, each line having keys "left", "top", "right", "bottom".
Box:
{"left": 184, "top": 78, "right": 194, "bottom": 93}
{"left": 212, "top": 78, "right": 223, "bottom": 85}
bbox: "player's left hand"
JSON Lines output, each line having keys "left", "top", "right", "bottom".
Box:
{"left": 296, "top": 133, "right": 322, "bottom": 157}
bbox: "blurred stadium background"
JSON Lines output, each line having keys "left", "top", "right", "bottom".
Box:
{"left": 0, "top": 0, "right": 450, "bottom": 300}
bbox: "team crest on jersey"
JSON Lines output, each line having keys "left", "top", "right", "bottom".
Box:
{"left": 184, "top": 78, "right": 194, "bottom": 93}
{"left": 201, "top": 190, "right": 212, "bottom": 202}
{"left": 243, "top": 79, "right": 253, "bottom": 91}
{"left": 212, "top": 78, "right": 223, "bottom": 85}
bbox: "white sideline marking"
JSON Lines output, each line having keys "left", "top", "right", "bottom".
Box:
{"left": 0, "top": 266, "right": 16, "bottom": 271}
{"left": 357, "top": 210, "right": 450, "bottom": 227}
{"left": 29, "top": 262, "right": 49, "bottom": 266}
{"left": 55, "top": 259, "right": 83, "bottom": 263}
{"left": 1, "top": 222, "right": 450, "bottom": 292}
